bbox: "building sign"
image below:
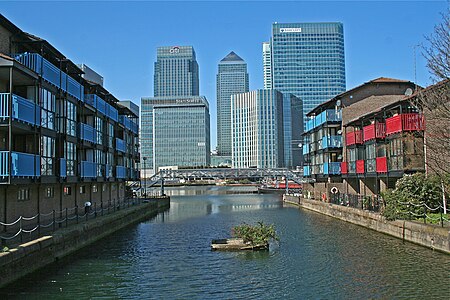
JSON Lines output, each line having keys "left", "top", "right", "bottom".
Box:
{"left": 280, "top": 28, "right": 302, "bottom": 33}
{"left": 169, "top": 46, "right": 180, "bottom": 54}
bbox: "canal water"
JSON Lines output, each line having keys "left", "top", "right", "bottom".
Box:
{"left": 2, "top": 186, "right": 449, "bottom": 299}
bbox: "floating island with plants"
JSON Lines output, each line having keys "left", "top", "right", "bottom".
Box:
{"left": 211, "top": 222, "right": 279, "bottom": 251}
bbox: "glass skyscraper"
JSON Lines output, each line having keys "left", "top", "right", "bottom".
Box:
{"left": 216, "top": 51, "right": 249, "bottom": 157}
{"left": 141, "top": 46, "right": 210, "bottom": 173}
{"left": 265, "top": 22, "right": 346, "bottom": 121}
{"left": 154, "top": 46, "right": 199, "bottom": 97}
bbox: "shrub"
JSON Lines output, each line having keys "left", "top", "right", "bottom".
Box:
{"left": 232, "top": 222, "right": 278, "bottom": 246}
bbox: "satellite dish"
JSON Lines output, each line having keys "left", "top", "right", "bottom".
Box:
{"left": 298, "top": 143, "right": 303, "bottom": 148}
{"left": 336, "top": 100, "right": 341, "bottom": 107}
{"left": 337, "top": 130, "right": 342, "bottom": 135}
{"left": 405, "top": 88, "right": 413, "bottom": 96}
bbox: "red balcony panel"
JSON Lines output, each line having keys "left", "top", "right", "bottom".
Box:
{"left": 386, "top": 114, "right": 424, "bottom": 135}
{"left": 376, "top": 157, "right": 388, "bottom": 173}
{"left": 363, "top": 124, "right": 375, "bottom": 141}
{"left": 346, "top": 130, "right": 363, "bottom": 146}
{"left": 402, "top": 113, "right": 425, "bottom": 131}
{"left": 341, "top": 162, "right": 348, "bottom": 174}
{"left": 364, "top": 122, "right": 386, "bottom": 142}
{"left": 376, "top": 122, "right": 386, "bottom": 139}
{"left": 356, "top": 159, "right": 365, "bottom": 174}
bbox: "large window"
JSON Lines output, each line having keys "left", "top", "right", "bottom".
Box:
{"left": 40, "top": 88, "right": 56, "bottom": 130}
{"left": 65, "top": 141, "right": 77, "bottom": 176}
{"left": 66, "top": 101, "right": 77, "bottom": 136}
{"left": 41, "top": 135, "right": 55, "bottom": 175}
{"left": 96, "top": 116, "right": 103, "bottom": 145}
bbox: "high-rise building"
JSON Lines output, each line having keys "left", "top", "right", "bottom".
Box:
{"left": 142, "top": 46, "right": 210, "bottom": 173}
{"left": 231, "top": 89, "right": 286, "bottom": 169}
{"left": 154, "top": 46, "right": 199, "bottom": 97}
{"left": 265, "top": 22, "right": 346, "bottom": 121}
{"left": 262, "top": 42, "right": 272, "bottom": 89}
{"left": 216, "top": 51, "right": 249, "bottom": 157}
{"left": 141, "top": 96, "right": 210, "bottom": 171}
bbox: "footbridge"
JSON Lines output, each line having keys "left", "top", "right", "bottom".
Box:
{"left": 138, "top": 168, "right": 313, "bottom": 195}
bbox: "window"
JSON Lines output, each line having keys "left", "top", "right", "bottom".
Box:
{"left": 40, "top": 88, "right": 56, "bottom": 130}
{"left": 46, "top": 187, "right": 54, "bottom": 198}
{"left": 41, "top": 135, "right": 55, "bottom": 176}
{"left": 93, "top": 184, "right": 98, "bottom": 193}
{"left": 64, "top": 186, "right": 72, "bottom": 196}
{"left": 80, "top": 186, "right": 86, "bottom": 194}
{"left": 18, "top": 188, "right": 30, "bottom": 201}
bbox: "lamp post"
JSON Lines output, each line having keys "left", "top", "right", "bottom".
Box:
{"left": 142, "top": 157, "right": 147, "bottom": 197}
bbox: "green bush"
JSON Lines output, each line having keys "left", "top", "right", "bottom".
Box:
{"left": 382, "top": 173, "right": 447, "bottom": 221}
{"left": 232, "top": 222, "right": 278, "bottom": 246}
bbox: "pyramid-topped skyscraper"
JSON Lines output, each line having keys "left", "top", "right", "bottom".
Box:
{"left": 216, "top": 51, "right": 249, "bottom": 157}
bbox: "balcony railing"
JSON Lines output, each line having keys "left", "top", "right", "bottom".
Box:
{"left": 0, "top": 151, "right": 40, "bottom": 178}
{"left": 116, "top": 138, "right": 126, "bottom": 153}
{"left": 13, "top": 53, "right": 84, "bottom": 101}
{"left": 323, "top": 162, "right": 341, "bottom": 175}
{"left": 79, "top": 123, "right": 96, "bottom": 144}
{"left": 116, "top": 166, "right": 127, "bottom": 179}
{"left": 305, "top": 109, "right": 342, "bottom": 133}
{"left": 80, "top": 161, "right": 96, "bottom": 178}
{"left": 85, "top": 94, "right": 107, "bottom": 117}
{"left": 346, "top": 130, "right": 363, "bottom": 146}
{"left": 322, "top": 135, "right": 342, "bottom": 149}
{"left": 365, "top": 158, "right": 376, "bottom": 173}
{"left": 60, "top": 158, "right": 67, "bottom": 178}
{"left": 107, "top": 104, "right": 118, "bottom": 122}
{"left": 303, "top": 166, "right": 311, "bottom": 177}
{"left": 376, "top": 157, "right": 388, "bottom": 173}
{"left": 356, "top": 159, "right": 365, "bottom": 174}
{"left": 386, "top": 113, "right": 425, "bottom": 135}
{"left": 341, "top": 162, "right": 348, "bottom": 174}
{"left": 363, "top": 122, "right": 386, "bottom": 142}
{"left": 0, "top": 93, "right": 41, "bottom": 126}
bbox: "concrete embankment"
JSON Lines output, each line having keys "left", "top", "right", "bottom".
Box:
{"left": 284, "top": 195, "right": 450, "bottom": 254}
{"left": 0, "top": 197, "right": 170, "bottom": 288}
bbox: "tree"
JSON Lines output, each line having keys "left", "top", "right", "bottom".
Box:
{"left": 416, "top": 8, "right": 450, "bottom": 212}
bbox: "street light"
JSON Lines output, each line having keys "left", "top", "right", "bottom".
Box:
{"left": 142, "top": 157, "right": 147, "bottom": 197}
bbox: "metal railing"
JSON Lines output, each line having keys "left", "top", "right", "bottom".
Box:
{"left": 329, "top": 192, "right": 383, "bottom": 212}
{"left": 0, "top": 196, "right": 166, "bottom": 249}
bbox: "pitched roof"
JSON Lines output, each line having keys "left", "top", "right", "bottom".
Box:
{"left": 220, "top": 51, "right": 244, "bottom": 62}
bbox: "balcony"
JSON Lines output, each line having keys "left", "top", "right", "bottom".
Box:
{"left": 303, "top": 166, "right": 311, "bottom": 177}
{"left": 0, "top": 93, "right": 41, "bottom": 126}
{"left": 305, "top": 109, "right": 342, "bottom": 133}
{"left": 323, "top": 162, "right": 341, "bottom": 175}
{"left": 322, "top": 135, "right": 342, "bottom": 149}
{"left": 365, "top": 158, "right": 376, "bottom": 173}
{"left": 363, "top": 122, "right": 386, "bottom": 142}
{"left": 115, "top": 138, "right": 126, "bottom": 153}
{"left": 12, "top": 53, "right": 84, "bottom": 101}
{"left": 60, "top": 158, "right": 67, "bottom": 178}
{"left": 348, "top": 162, "right": 356, "bottom": 174}
{"left": 376, "top": 157, "right": 388, "bottom": 173}
{"left": 341, "top": 162, "right": 348, "bottom": 174}
{"left": 107, "top": 104, "right": 118, "bottom": 122}
{"left": 346, "top": 130, "right": 363, "bottom": 146}
{"left": 302, "top": 143, "right": 310, "bottom": 155}
{"left": 85, "top": 94, "right": 107, "bottom": 117}
{"left": 356, "top": 160, "right": 365, "bottom": 174}
{"left": 0, "top": 151, "right": 40, "bottom": 178}
{"left": 386, "top": 113, "right": 425, "bottom": 135}
{"left": 116, "top": 166, "right": 127, "bottom": 179}
{"left": 79, "top": 123, "right": 96, "bottom": 144}
{"left": 80, "top": 161, "right": 96, "bottom": 178}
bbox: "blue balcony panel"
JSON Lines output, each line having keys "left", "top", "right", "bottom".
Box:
{"left": 323, "top": 162, "right": 341, "bottom": 175}
{"left": 105, "top": 164, "right": 113, "bottom": 178}
{"left": 116, "top": 138, "right": 126, "bottom": 153}
{"left": 322, "top": 135, "right": 343, "bottom": 149}
{"left": 80, "top": 161, "right": 96, "bottom": 178}
{"left": 60, "top": 158, "right": 67, "bottom": 178}
{"left": 116, "top": 166, "right": 126, "bottom": 179}
{"left": 0, "top": 93, "right": 41, "bottom": 126}
{"left": 79, "top": 123, "right": 96, "bottom": 144}
{"left": 307, "top": 109, "right": 342, "bottom": 132}
{"left": 107, "top": 104, "right": 118, "bottom": 122}
{"left": 303, "top": 165, "right": 311, "bottom": 177}
{"left": 0, "top": 151, "right": 40, "bottom": 178}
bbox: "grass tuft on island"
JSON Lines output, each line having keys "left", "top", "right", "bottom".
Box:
{"left": 211, "top": 222, "right": 279, "bottom": 251}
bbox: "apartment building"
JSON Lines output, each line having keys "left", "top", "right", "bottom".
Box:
{"left": 0, "top": 14, "right": 139, "bottom": 223}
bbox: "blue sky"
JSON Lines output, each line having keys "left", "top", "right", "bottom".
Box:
{"left": 2, "top": 1, "right": 448, "bottom": 149}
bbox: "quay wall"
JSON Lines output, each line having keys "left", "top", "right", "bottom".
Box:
{"left": 0, "top": 197, "right": 170, "bottom": 288}
{"left": 283, "top": 195, "right": 449, "bottom": 254}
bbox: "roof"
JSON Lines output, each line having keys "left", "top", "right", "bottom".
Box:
{"left": 307, "top": 77, "right": 415, "bottom": 116}
{"left": 220, "top": 51, "right": 244, "bottom": 62}
{"left": 343, "top": 94, "right": 408, "bottom": 126}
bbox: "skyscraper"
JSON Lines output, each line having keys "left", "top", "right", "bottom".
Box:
{"left": 154, "top": 46, "right": 199, "bottom": 97}
{"left": 141, "top": 46, "right": 210, "bottom": 173}
{"left": 216, "top": 51, "right": 249, "bottom": 157}
{"left": 262, "top": 42, "right": 272, "bottom": 89}
{"left": 265, "top": 22, "right": 346, "bottom": 120}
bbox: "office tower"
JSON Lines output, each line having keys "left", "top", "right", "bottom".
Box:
{"left": 265, "top": 22, "right": 346, "bottom": 119}
{"left": 231, "top": 89, "right": 285, "bottom": 169}
{"left": 216, "top": 51, "right": 249, "bottom": 157}
{"left": 141, "top": 96, "right": 210, "bottom": 171}
{"left": 283, "top": 93, "right": 303, "bottom": 168}
{"left": 154, "top": 46, "right": 199, "bottom": 97}
{"left": 142, "top": 46, "right": 210, "bottom": 172}
{"left": 262, "top": 42, "right": 272, "bottom": 89}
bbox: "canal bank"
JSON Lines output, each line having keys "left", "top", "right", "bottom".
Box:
{"left": 0, "top": 197, "right": 170, "bottom": 288}
{"left": 284, "top": 195, "right": 450, "bottom": 254}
